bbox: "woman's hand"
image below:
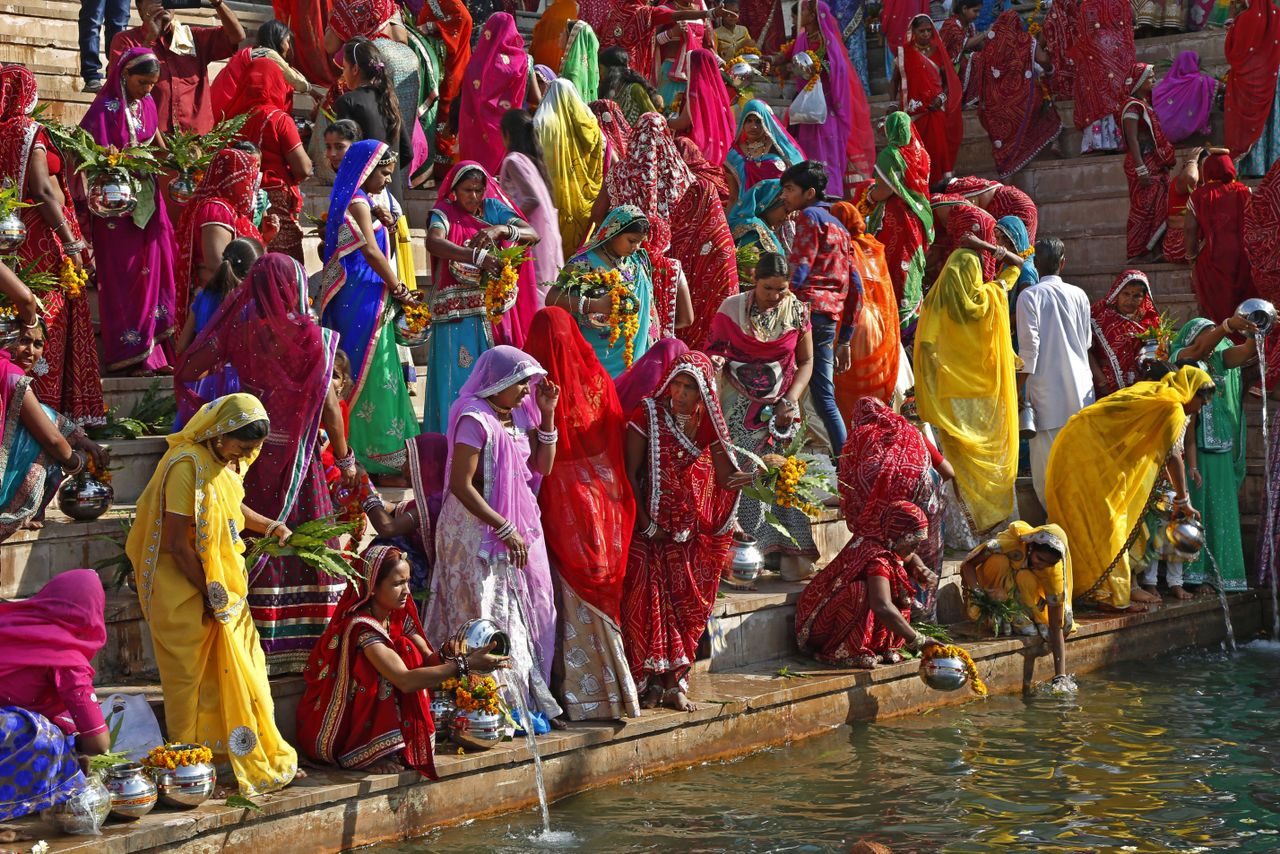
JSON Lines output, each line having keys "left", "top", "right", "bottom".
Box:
{"left": 502, "top": 528, "right": 529, "bottom": 568}
{"left": 834, "top": 342, "right": 852, "bottom": 373}
{"left": 271, "top": 523, "right": 292, "bottom": 545}
{"left": 1189, "top": 467, "right": 1202, "bottom": 488}
{"left": 726, "top": 469, "right": 757, "bottom": 490}
{"left": 480, "top": 253, "right": 504, "bottom": 276}
{"left": 371, "top": 205, "right": 397, "bottom": 228}
{"left": 761, "top": 452, "right": 787, "bottom": 470}
{"left": 76, "top": 436, "right": 110, "bottom": 472}
{"left": 535, "top": 379, "right": 560, "bottom": 417}
{"left": 1224, "top": 313, "right": 1259, "bottom": 336}
{"left": 390, "top": 282, "right": 415, "bottom": 303}
{"left": 466, "top": 641, "right": 512, "bottom": 673}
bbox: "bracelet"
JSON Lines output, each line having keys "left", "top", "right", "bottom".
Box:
{"left": 1173, "top": 494, "right": 1192, "bottom": 507}
{"left": 361, "top": 495, "right": 384, "bottom": 515}
{"left": 1135, "top": 165, "right": 1150, "bottom": 177}
{"left": 453, "top": 654, "right": 469, "bottom": 679}
{"left": 62, "top": 240, "right": 86, "bottom": 254}
{"left": 334, "top": 450, "right": 356, "bottom": 471}
{"left": 474, "top": 247, "right": 490, "bottom": 268}
{"left": 536, "top": 428, "right": 558, "bottom": 445}
{"left": 265, "top": 520, "right": 283, "bottom": 538}
{"left": 577, "top": 294, "right": 588, "bottom": 317}
{"left": 505, "top": 222, "right": 519, "bottom": 242}
{"left": 61, "top": 450, "right": 85, "bottom": 476}
{"left": 641, "top": 521, "right": 659, "bottom": 539}
{"left": 494, "top": 519, "right": 515, "bottom": 540}
{"left": 1220, "top": 318, "right": 1235, "bottom": 335}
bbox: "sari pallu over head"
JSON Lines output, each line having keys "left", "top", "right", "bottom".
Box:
{"left": 1066, "top": 0, "right": 1135, "bottom": 130}
{"left": 1244, "top": 158, "right": 1280, "bottom": 303}
{"left": 896, "top": 14, "right": 962, "bottom": 177}
{"left": 0, "top": 569, "right": 105, "bottom": 683}
{"left": 524, "top": 307, "right": 636, "bottom": 621}
{"left": 913, "top": 248, "right": 1019, "bottom": 534}
{"left": 726, "top": 99, "right": 805, "bottom": 192}
{"left": 444, "top": 345, "right": 547, "bottom": 563}
{"left": 831, "top": 202, "right": 900, "bottom": 410}
{"left": 458, "top": 13, "right": 530, "bottom": 175}
{"left": 1153, "top": 50, "right": 1218, "bottom": 144}
{"left": 932, "top": 194, "right": 998, "bottom": 280}
{"left": 869, "top": 111, "right": 933, "bottom": 241}
{"left": 1189, "top": 153, "right": 1256, "bottom": 323}
{"left": 1045, "top": 365, "right": 1213, "bottom": 607}
{"left": 561, "top": 20, "right": 601, "bottom": 103}
{"left": 605, "top": 112, "right": 695, "bottom": 254}
{"left": 976, "top": 11, "right": 1063, "bottom": 179}
{"left": 838, "top": 396, "right": 931, "bottom": 536}
{"left": 177, "top": 255, "right": 338, "bottom": 524}
{"left": 591, "top": 99, "right": 632, "bottom": 164}
{"left": 534, "top": 78, "right": 606, "bottom": 255}
{"left": 1225, "top": 0, "right": 1280, "bottom": 156}
{"left": 681, "top": 48, "right": 735, "bottom": 167}
{"left": 614, "top": 337, "right": 689, "bottom": 412}
{"left": 80, "top": 47, "right": 159, "bottom": 148}
{"left": 297, "top": 544, "right": 436, "bottom": 777}
{"left": 330, "top": 0, "right": 395, "bottom": 41}
{"left": 428, "top": 160, "right": 537, "bottom": 344}
{"left": 1090, "top": 269, "right": 1159, "bottom": 394}
{"left": 727, "top": 178, "right": 787, "bottom": 254}
{"left": 531, "top": 0, "right": 577, "bottom": 69}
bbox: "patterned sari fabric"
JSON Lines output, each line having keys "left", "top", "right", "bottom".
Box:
{"left": 1224, "top": 0, "right": 1280, "bottom": 156}
{"left": 524, "top": 308, "right": 641, "bottom": 721}
{"left": 938, "top": 14, "right": 980, "bottom": 107}
{"left": 0, "top": 66, "right": 103, "bottom": 425}
{"left": 946, "top": 176, "right": 1040, "bottom": 242}
{"left": 741, "top": 0, "right": 785, "bottom": 55}
{"left": 0, "top": 706, "right": 86, "bottom": 821}
{"left": 271, "top": 0, "right": 336, "bottom": 83}
{"left": 599, "top": 0, "right": 676, "bottom": 85}
{"left": 1041, "top": 0, "right": 1078, "bottom": 100}
{"left": 1089, "top": 270, "right": 1160, "bottom": 396}
{"left": 177, "top": 255, "right": 343, "bottom": 674}
{"left": 976, "top": 11, "right": 1063, "bottom": 179}
{"left": 417, "top": 0, "right": 474, "bottom": 177}
{"left": 831, "top": 203, "right": 899, "bottom": 411}
{"left": 561, "top": 20, "right": 600, "bottom": 103}
{"left": 297, "top": 545, "right": 437, "bottom": 776}
{"left": 320, "top": 141, "right": 421, "bottom": 472}
{"left": 605, "top": 113, "right": 695, "bottom": 255}
{"left": 794, "top": 501, "right": 928, "bottom": 668}
{"left": 126, "top": 394, "right": 299, "bottom": 795}
{"left": 1189, "top": 154, "right": 1258, "bottom": 322}
{"left": 591, "top": 99, "right": 632, "bottom": 166}
{"left": 0, "top": 352, "right": 75, "bottom": 543}
{"left": 680, "top": 49, "right": 735, "bottom": 168}
{"left": 727, "top": 178, "right": 789, "bottom": 255}
{"left": 929, "top": 196, "right": 998, "bottom": 283}
{"left": 1066, "top": 0, "right": 1135, "bottom": 131}
{"left": 620, "top": 353, "right": 739, "bottom": 694}
{"left": 1245, "top": 157, "right": 1280, "bottom": 304}
{"left": 458, "top": 13, "right": 529, "bottom": 174}
{"left": 535, "top": 78, "right": 606, "bottom": 255}
{"left": 867, "top": 111, "right": 934, "bottom": 329}
{"left": 670, "top": 139, "right": 739, "bottom": 349}
{"left": 1153, "top": 50, "right": 1218, "bottom": 144}
{"left": 896, "top": 15, "right": 963, "bottom": 184}
{"left": 531, "top": 0, "right": 576, "bottom": 69}
{"left": 725, "top": 99, "right": 805, "bottom": 198}
{"left": 703, "top": 291, "right": 816, "bottom": 557}
{"left": 1119, "top": 82, "right": 1176, "bottom": 260}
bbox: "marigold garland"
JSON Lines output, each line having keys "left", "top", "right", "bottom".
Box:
{"left": 447, "top": 673, "right": 503, "bottom": 715}
{"left": 774, "top": 455, "right": 820, "bottom": 515}
{"left": 799, "top": 50, "right": 825, "bottom": 92}
{"left": 607, "top": 276, "right": 641, "bottom": 368}
{"left": 922, "top": 643, "right": 988, "bottom": 696}
{"left": 401, "top": 300, "right": 431, "bottom": 334}
{"left": 482, "top": 245, "right": 527, "bottom": 327}
{"left": 143, "top": 743, "right": 214, "bottom": 771}
{"left": 86, "top": 454, "right": 112, "bottom": 484}
{"left": 59, "top": 257, "right": 88, "bottom": 299}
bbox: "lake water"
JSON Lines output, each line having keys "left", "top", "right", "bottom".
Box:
{"left": 379, "top": 640, "right": 1280, "bottom": 853}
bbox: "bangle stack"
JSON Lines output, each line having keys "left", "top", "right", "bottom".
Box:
{"left": 361, "top": 494, "right": 384, "bottom": 515}
{"left": 61, "top": 450, "right": 85, "bottom": 476}
{"left": 62, "top": 240, "right": 86, "bottom": 254}
{"left": 641, "top": 521, "right": 659, "bottom": 539}
{"left": 505, "top": 223, "right": 519, "bottom": 242}
{"left": 264, "top": 520, "right": 284, "bottom": 538}
{"left": 494, "top": 519, "right": 515, "bottom": 540}
{"left": 536, "top": 428, "right": 558, "bottom": 445}
{"left": 453, "top": 654, "right": 470, "bottom": 679}
{"left": 334, "top": 450, "right": 357, "bottom": 471}
{"left": 473, "top": 247, "right": 490, "bottom": 268}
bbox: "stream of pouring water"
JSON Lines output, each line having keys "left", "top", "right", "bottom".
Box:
{"left": 501, "top": 671, "right": 552, "bottom": 835}
{"left": 1258, "top": 332, "right": 1280, "bottom": 642}
{"left": 1202, "top": 547, "right": 1237, "bottom": 654}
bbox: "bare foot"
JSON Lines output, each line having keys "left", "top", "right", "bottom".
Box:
{"left": 664, "top": 689, "right": 697, "bottom": 712}
{"left": 1169, "top": 585, "right": 1195, "bottom": 600}
{"left": 154, "top": 366, "right": 175, "bottom": 376}
{"left": 549, "top": 716, "right": 569, "bottom": 730}
{"left": 1130, "top": 587, "right": 1161, "bottom": 604}
{"left": 640, "top": 684, "right": 662, "bottom": 709}
{"left": 364, "top": 760, "right": 401, "bottom": 774}
{"left": 20, "top": 518, "right": 43, "bottom": 530}
{"left": 1096, "top": 601, "right": 1149, "bottom": 613}
{"left": 1141, "top": 584, "right": 1162, "bottom": 599}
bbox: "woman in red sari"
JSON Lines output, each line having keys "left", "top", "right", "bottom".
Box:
{"left": 297, "top": 544, "right": 511, "bottom": 775}
{"left": 1186, "top": 152, "right": 1258, "bottom": 323}
{"left": 1120, "top": 64, "right": 1175, "bottom": 263}
{"left": 795, "top": 500, "right": 939, "bottom": 668}
{"left": 1088, "top": 269, "right": 1161, "bottom": 397}
{"left": 1245, "top": 156, "right": 1280, "bottom": 304}
{"left": 417, "top": 0, "right": 473, "bottom": 178}
{"left": 671, "top": 138, "right": 738, "bottom": 348}
{"left": 224, "top": 60, "right": 313, "bottom": 263}
{"left": 525, "top": 308, "right": 640, "bottom": 721}
{"left": 865, "top": 110, "right": 933, "bottom": 331}
{"left": 599, "top": 0, "right": 710, "bottom": 86}
{"left": 1041, "top": 0, "right": 1078, "bottom": 101}
{"left": 272, "top": 0, "right": 336, "bottom": 85}
{"left": 620, "top": 352, "right": 751, "bottom": 712}
{"left": 945, "top": 176, "right": 1039, "bottom": 242}
{"left": 0, "top": 66, "right": 103, "bottom": 426}
{"left": 1224, "top": 0, "right": 1280, "bottom": 157}
{"left": 929, "top": 195, "right": 999, "bottom": 281}
{"left": 976, "top": 11, "right": 1063, "bottom": 180}
{"left": 892, "top": 14, "right": 962, "bottom": 187}
{"left": 1066, "top": 0, "right": 1135, "bottom": 135}
{"left": 174, "top": 148, "right": 265, "bottom": 332}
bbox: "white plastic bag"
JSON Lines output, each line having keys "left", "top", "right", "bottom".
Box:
{"left": 99, "top": 692, "right": 164, "bottom": 760}
{"left": 790, "top": 79, "right": 828, "bottom": 125}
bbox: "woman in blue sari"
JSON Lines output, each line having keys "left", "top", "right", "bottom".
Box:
{"left": 724, "top": 99, "right": 805, "bottom": 207}
{"left": 319, "top": 139, "right": 421, "bottom": 479}
{"left": 830, "top": 0, "right": 870, "bottom": 95}
{"left": 548, "top": 205, "right": 692, "bottom": 378}
{"left": 726, "top": 179, "right": 792, "bottom": 256}
{"left": 421, "top": 161, "right": 541, "bottom": 435}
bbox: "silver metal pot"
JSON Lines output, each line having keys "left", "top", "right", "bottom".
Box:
{"left": 394, "top": 307, "right": 430, "bottom": 348}
{"left": 169, "top": 171, "right": 198, "bottom": 206}
{"left": 1137, "top": 339, "right": 1162, "bottom": 365}
{"left": 1018, "top": 403, "right": 1036, "bottom": 440}
{"left": 1237, "top": 298, "right": 1277, "bottom": 336}
{"left": 430, "top": 693, "right": 457, "bottom": 741}
{"left": 450, "top": 709, "right": 503, "bottom": 751}
{"left": 0, "top": 208, "right": 27, "bottom": 252}
{"left": 729, "top": 534, "right": 764, "bottom": 584}
{"left": 919, "top": 656, "right": 969, "bottom": 692}
{"left": 42, "top": 773, "right": 112, "bottom": 835}
{"left": 58, "top": 472, "right": 114, "bottom": 521}
{"left": 148, "top": 748, "right": 215, "bottom": 809}
{"left": 87, "top": 170, "right": 139, "bottom": 218}
{"left": 103, "top": 761, "right": 158, "bottom": 821}
{"left": 1165, "top": 519, "right": 1206, "bottom": 557}
{"left": 453, "top": 618, "right": 511, "bottom": 657}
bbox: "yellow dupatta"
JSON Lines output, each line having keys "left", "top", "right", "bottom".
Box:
{"left": 1045, "top": 365, "right": 1213, "bottom": 609}
{"left": 534, "top": 77, "right": 605, "bottom": 255}
{"left": 913, "top": 249, "right": 1021, "bottom": 534}
{"left": 126, "top": 393, "right": 298, "bottom": 796}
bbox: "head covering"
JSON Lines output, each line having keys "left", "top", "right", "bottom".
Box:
{"left": 1128, "top": 62, "right": 1155, "bottom": 97}
{"left": 880, "top": 500, "right": 929, "bottom": 550}
{"left": 872, "top": 112, "right": 934, "bottom": 240}
{"left": 731, "top": 99, "right": 804, "bottom": 167}
{"left": 1152, "top": 51, "right": 1217, "bottom": 143}
{"left": 459, "top": 12, "right": 530, "bottom": 174}
{"left": 444, "top": 346, "right": 546, "bottom": 563}
{"left": 80, "top": 47, "right": 160, "bottom": 148}
{"left": 534, "top": 77, "right": 606, "bottom": 254}
{"left": 614, "top": 337, "right": 689, "bottom": 412}
{"left": 995, "top": 214, "right": 1038, "bottom": 291}
{"left": 590, "top": 98, "right": 631, "bottom": 163}
{"left": 896, "top": 13, "right": 962, "bottom": 178}
{"left": 1202, "top": 151, "right": 1238, "bottom": 184}
{"left": 605, "top": 113, "right": 694, "bottom": 254}
{"left": 535, "top": 64, "right": 558, "bottom": 84}
{"left": 525, "top": 308, "right": 636, "bottom": 620}
{"left": 560, "top": 20, "right": 600, "bottom": 102}
{"left": 219, "top": 56, "right": 295, "bottom": 122}
{"left": 1090, "top": 269, "right": 1160, "bottom": 394}
{"left": 934, "top": 196, "right": 998, "bottom": 279}
{"left": 0, "top": 570, "right": 106, "bottom": 679}
{"left": 297, "top": 543, "right": 437, "bottom": 777}
{"left": 726, "top": 178, "right": 786, "bottom": 252}
{"left": 330, "top": 0, "right": 396, "bottom": 41}
{"left": 324, "top": 139, "right": 389, "bottom": 263}
{"left": 838, "top": 396, "right": 931, "bottom": 535}
{"left": 646, "top": 351, "right": 732, "bottom": 450}
{"left": 0, "top": 65, "right": 38, "bottom": 121}
{"left": 946, "top": 175, "right": 1000, "bottom": 199}
{"left": 831, "top": 203, "right": 901, "bottom": 410}
{"left": 682, "top": 49, "right": 734, "bottom": 167}
{"left": 531, "top": 0, "right": 577, "bottom": 70}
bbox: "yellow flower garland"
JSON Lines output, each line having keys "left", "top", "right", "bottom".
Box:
{"left": 922, "top": 643, "right": 988, "bottom": 696}
{"left": 774, "top": 455, "right": 820, "bottom": 516}
{"left": 143, "top": 743, "right": 214, "bottom": 771}
{"left": 605, "top": 273, "right": 640, "bottom": 369}
{"left": 482, "top": 246, "right": 528, "bottom": 327}
{"left": 800, "top": 50, "right": 825, "bottom": 93}
{"left": 450, "top": 674, "right": 502, "bottom": 715}
{"left": 402, "top": 300, "right": 431, "bottom": 334}
{"left": 59, "top": 257, "right": 88, "bottom": 299}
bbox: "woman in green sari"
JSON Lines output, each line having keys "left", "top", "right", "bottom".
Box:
{"left": 1172, "top": 315, "right": 1256, "bottom": 591}
{"left": 560, "top": 20, "right": 600, "bottom": 103}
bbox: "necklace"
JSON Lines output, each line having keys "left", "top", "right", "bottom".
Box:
{"left": 748, "top": 297, "right": 783, "bottom": 339}
{"left": 740, "top": 138, "right": 771, "bottom": 159}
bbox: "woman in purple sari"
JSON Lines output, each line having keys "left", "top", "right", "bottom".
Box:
{"left": 79, "top": 47, "right": 177, "bottom": 376}
{"left": 176, "top": 254, "right": 352, "bottom": 674}
{"left": 422, "top": 345, "right": 564, "bottom": 731}
{"left": 1152, "top": 51, "right": 1220, "bottom": 144}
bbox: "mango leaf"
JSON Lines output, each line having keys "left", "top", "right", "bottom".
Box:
{"left": 225, "top": 794, "right": 262, "bottom": 812}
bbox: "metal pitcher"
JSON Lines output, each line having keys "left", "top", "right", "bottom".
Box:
{"left": 1018, "top": 402, "right": 1036, "bottom": 440}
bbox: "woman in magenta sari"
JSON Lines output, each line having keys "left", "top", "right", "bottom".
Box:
{"left": 422, "top": 161, "right": 541, "bottom": 434}
{"left": 176, "top": 254, "right": 350, "bottom": 674}
{"left": 668, "top": 48, "right": 734, "bottom": 167}
{"left": 79, "top": 47, "right": 176, "bottom": 376}
{"left": 423, "top": 346, "right": 564, "bottom": 731}
{"left": 1153, "top": 51, "right": 1220, "bottom": 145}
{"left": 457, "top": 13, "right": 530, "bottom": 174}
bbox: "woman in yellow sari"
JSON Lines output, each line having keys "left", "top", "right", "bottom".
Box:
{"left": 960, "top": 522, "right": 1074, "bottom": 685}
{"left": 126, "top": 393, "right": 300, "bottom": 796}
{"left": 1046, "top": 364, "right": 1213, "bottom": 613}
{"left": 913, "top": 236, "right": 1023, "bottom": 547}
{"left": 534, "top": 77, "right": 606, "bottom": 254}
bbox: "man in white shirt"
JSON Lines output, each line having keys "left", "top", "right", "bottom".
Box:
{"left": 1016, "top": 237, "right": 1096, "bottom": 508}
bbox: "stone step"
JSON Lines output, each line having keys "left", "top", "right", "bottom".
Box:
{"left": 0, "top": 504, "right": 133, "bottom": 599}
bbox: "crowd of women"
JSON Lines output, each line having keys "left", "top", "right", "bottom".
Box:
{"left": 5, "top": 0, "right": 1280, "bottom": 825}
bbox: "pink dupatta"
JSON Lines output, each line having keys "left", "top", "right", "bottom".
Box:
{"left": 682, "top": 49, "right": 735, "bottom": 166}
{"left": 458, "top": 13, "right": 530, "bottom": 174}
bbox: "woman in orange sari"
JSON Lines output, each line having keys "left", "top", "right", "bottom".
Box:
{"left": 831, "top": 201, "right": 899, "bottom": 413}
{"left": 892, "top": 14, "right": 962, "bottom": 187}
{"left": 417, "top": 0, "right": 473, "bottom": 179}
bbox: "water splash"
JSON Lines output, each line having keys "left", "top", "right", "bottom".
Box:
{"left": 1202, "top": 548, "right": 1237, "bottom": 654}
{"left": 501, "top": 671, "right": 551, "bottom": 834}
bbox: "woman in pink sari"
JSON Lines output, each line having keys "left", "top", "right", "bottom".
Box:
{"left": 458, "top": 13, "right": 530, "bottom": 174}
{"left": 79, "top": 47, "right": 176, "bottom": 376}
{"left": 668, "top": 48, "right": 734, "bottom": 167}
{"left": 499, "top": 109, "right": 564, "bottom": 305}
